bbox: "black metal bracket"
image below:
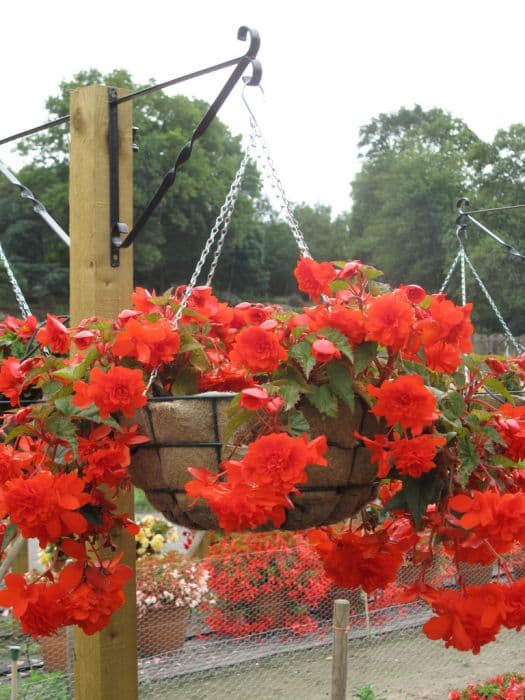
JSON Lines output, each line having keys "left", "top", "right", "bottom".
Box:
{"left": 109, "top": 25, "right": 262, "bottom": 267}
{"left": 455, "top": 197, "right": 525, "bottom": 260}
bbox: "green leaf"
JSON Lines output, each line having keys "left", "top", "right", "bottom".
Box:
{"left": 446, "top": 391, "right": 465, "bottom": 418}
{"left": 289, "top": 341, "right": 316, "bottom": 379}
{"left": 484, "top": 377, "right": 516, "bottom": 405}
{"left": 274, "top": 381, "right": 302, "bottom": 409}
{"left": 1, "top": 522, "right": 18, "bottom": 552}
{"left": 307, "top": 384, "right": 339, "bottom": 418}
{"left": 317, "top": 327, "right": 354, "bottom": 362}
{"left": 222, "top": 407, "right": 254, "bottom": 442}
{"left": 353, "top": 341, "right": 378, "bottom": 374}
{"left": 79, "top": 504, "right": 104, "bottom": 527}
{"left": 326, "top": 360, "right": 355, "bottom": 411}
{"left": 169, "top": 368, "right": 199, "bottom": 396}
{"left": 458, "top": 435, "right": 479, "bottom": 487}
{"left": 479, "top": 424, "right": 507, "bottom": 446}
{"left": 386, "top": 472, "right": 444, "bottom": 526}
{"left": 46, "top": 415, "right": 79, "bottom": 457}
{"left": 288, "top": 409, "right": 310, "bottom": 436}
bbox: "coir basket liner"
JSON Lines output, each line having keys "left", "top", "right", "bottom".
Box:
{"left": 129, "top": 392, "right": 382, "bottom": 530}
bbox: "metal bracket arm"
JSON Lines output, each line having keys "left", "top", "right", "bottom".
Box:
{"left": 109, "top": 26, "right": 262, "bottom": 266}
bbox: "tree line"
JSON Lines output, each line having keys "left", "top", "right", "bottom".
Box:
{"left": 1, "top": 70, "right": 524, "bottom": 335}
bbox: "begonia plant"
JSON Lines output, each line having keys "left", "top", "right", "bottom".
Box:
{"left": 0, "top": 256, "right": 523, "bottom": 654}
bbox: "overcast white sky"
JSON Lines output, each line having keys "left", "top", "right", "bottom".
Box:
{"left": 1, "top": 0, "right": 524, "bottom": 216}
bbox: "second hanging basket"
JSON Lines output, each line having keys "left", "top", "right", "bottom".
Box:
{"left": 129, "top": 392, "right": 381, "bottom": 531}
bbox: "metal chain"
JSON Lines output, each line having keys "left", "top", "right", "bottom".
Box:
{"left": 172, "top": 148, "right": 255, "bottom": 329}
{"left": 205, "top": 142, "right": 255, "bottom": 286}
{"left": 244, "top": 104, "right": 311, "bottom": 258}
{"left": 0, "top": 241, "right": 32, "bottom": 318}
{"left": 439, "top": 249, "right": 462, "bottom": 294}
{"left": 460, "top": 247, "right": 467, "bottom": 307}
{"left": 462, "top": 250, "right": 524, "bottom": 354}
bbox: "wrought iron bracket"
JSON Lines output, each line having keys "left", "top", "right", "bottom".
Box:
{"left": 109, "top": 25, "right": 262, "bottom": 267}
{"left": 456, "top": 197, "right": 525, "bottom": 261}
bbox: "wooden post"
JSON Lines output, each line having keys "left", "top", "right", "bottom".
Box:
{"left": 11, "top": 541, "right": 28, "bottom": 576}
{"left": 69, "top": 84, "right": 137, "bottom": 700}
{"left": 331, "top": 598, "right": 350, "bottom": 700}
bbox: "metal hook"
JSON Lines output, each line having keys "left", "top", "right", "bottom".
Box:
{"left": 242, "top": 82, "right": 265, "bottom": 128}
{"left": 237, "top": 26, "right": 261, "bottom": 58}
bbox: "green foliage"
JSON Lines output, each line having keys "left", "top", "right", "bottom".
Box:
{"left": 353, "top": 685, "right": 387, "bottom": 700}
{"left": 350, "top": 104, "right": 525, "bottom": 335}
{"left": 0, "top": 669, "right": 68, "bottom": 700}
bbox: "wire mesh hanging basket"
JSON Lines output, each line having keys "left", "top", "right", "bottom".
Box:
{"left": 128, "top": 98, "right": 382, "bottom": 531}
{"left": 129, "top": 392, "right": 382, "bottom": 531}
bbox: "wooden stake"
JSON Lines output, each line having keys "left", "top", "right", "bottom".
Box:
{"left": 10, "top": 541, "right": 28, "bottom": 577}
{"left": 69, "top": 84, "right": 137, "bottom": 700}
{"left": 331, "top": 598, "right": 350, "bottom": 700}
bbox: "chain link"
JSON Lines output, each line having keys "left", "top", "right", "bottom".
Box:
{"left": 172, "top": 147, "right": 254, "bottom": 329}
{"left": 205, "top": 143, "right": 254, "bottom": 286}
{"left": 0, "top": 241, "right": 32, "bottom": 318}
{"left": 460, "top": 247, "right": 467, "bottom": 307}
{"left": 439, "top": 249, "right": 462, "bottom": 294}
{"left": 247, "top": 114, "right": 311, "bottom": 259}
{"left": 462, "top": 250, "right": 524, "bottom": 354}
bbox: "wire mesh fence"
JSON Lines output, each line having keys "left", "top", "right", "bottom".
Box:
{"left": 0, "top": 541, "right": 524, "bottom": 699}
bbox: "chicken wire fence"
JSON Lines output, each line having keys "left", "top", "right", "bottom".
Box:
{"left": 0, "top": 544, "right": 524, "bottom": 699}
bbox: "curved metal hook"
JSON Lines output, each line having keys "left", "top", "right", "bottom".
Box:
{"left": 243, "top": 59, "right": 263, "bottom": 86}
{"left": 242, "top": 82, "right": 265, "bottom": 128}
{"left": 237, "top": 26, "right": 261, "bottom": 58}
{"left": 456, "top": 197, "right": 470, "bottom": 210}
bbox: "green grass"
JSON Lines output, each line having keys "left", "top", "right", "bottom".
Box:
{"left": 0, "top": 670, "right": 68, "bottom": 699}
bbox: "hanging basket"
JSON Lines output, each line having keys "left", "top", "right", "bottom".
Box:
{"left": 129, "top": 392, "right": 382, "bottom": 531}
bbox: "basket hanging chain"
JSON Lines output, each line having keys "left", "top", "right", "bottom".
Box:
{"left": 439, "top": 249, "right": 462, "bottom": 294}
{"left": 462, "top": 249, "right": 524, "bottom": 354}
{"left": 245, "top": 107, "right": 311, "bottom": 259}
{"left": 205, "top": 140, "right": 255, "bottom": 286}
{"left": 0, "top": 241, "right": 32, "bottom": 318}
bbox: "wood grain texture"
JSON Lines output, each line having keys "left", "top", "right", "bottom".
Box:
{"left": 69, "top": 85, "right": 137, "bottom": 700}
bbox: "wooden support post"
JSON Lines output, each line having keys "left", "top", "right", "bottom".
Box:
{"left": 69, "top": 84, "right": 137, "bottom": 700}
{"left": 331, "top": 598, "right": 350, "bottom": 700}
{"left": 10, "top": 540, "right": 28, "bottom": 576}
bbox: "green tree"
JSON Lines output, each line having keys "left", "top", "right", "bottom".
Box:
{"left": 1, "top": 68, "right": 269, "bottom": 311}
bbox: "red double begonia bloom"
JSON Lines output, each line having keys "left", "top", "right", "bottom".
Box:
{"left": 504, "top": 579, "right": 525, "bottom": 630}
{"left": 307, "top": 526, "right": 404, "bottom": 593}
{"left": 294, "top": 257, "right": 336, "bottom": 303}
{"left": 241, "top": 432, "right": 327, "bottom": 491}
{"left": 312, "top": 338, "right": 341, "bottom": 363}
{"left": 1, "top": 314, "right": 37, "bottom": 339}
{"left": 0, "top": 357, "right": 26, "bottom": 406}
{"left": 423, "top": 341, "right": 462, "bottom": 374}
{"left": 399, "top": 284, "right": 426, "bottom": 304}
{"left": 185, "top": 465, "right": 291, "bottom": 531}
{"left": 418, "top": 296, "right": 473, "bottom": 353}
{"left": 239, "top": 386, "right": 271, "bottom": 410}
{"left": 0, "top": 470, "right": 90, "bottom": 546}
{"left": 388, "top": 433, "right": 446, "bottom": 478}
{"left": 494, "top": 404, "right": 525, "bottom": 462}
{"left": 61, "top": 558, "right": 133, "bottom": 635}
{"left": 449, "top": 490, "right": 525, "bottom": 554}
{"left": 368, "top": 375, "right": 439, "bottom": 435}
{"left": 0, "top": 443, "right": 36, "bottom": 485}
{"left": 422, "top": 584, "right": 507, "bottom": 654}
{"left": 111, "top": 316, "right": 181, "bottom": 367}
{"left": 229, "top": 326, "right": 287, "bottom": 373}
{"left": 36, "top": 314, "right": 71, "bottom": 354}
{"left": 0, "top": 575, "right": 67, "bottom": 637}
{"left": 72, "top": 365, "right": 147, "bottom": 418}
{"left": 364, "top": 291, "right": 415, "bottom": 353}
{"left": 130, "top": 286, "right": 160, "bottom": 313}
